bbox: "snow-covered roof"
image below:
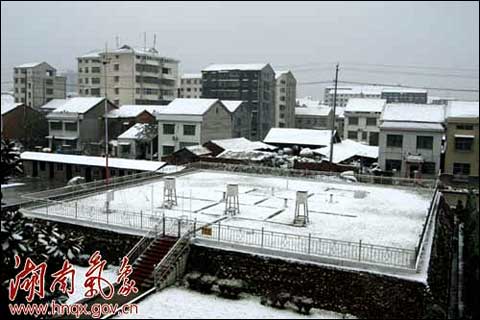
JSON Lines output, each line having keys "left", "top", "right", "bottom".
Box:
{"left": 1, "top": 102, "right": 23, "bottom": 115}
{"left": 335, "top": 107, "right": 346, "bottom": 119}
{"left": 159, "top": 98, "right": 219, "bottom": 115}
{"left": 295, "top": 106, "right": 331, "bottom": 117}
{"left": 296, "top": 96, "right": 321, "bottom": 108}
{"left": 382, "top": 103, "right": 445, "bottom": 124}
{"left": 181, "top": 73, "right": 202, "bottom": 79}
{"left": 20, "top": 152, "right": 166, "bottom": 172}
{"left": 48, "top": 97, "right": 106, "bottom": 115}
{"left": 380, "top": 121, "right": 444, "bottom": 132}
{"left": 345, "top": 98, "right": 386, "bottom": 113}
{"left": 15, "top": 62, "right": 43, "bottom": 68}
{"left": 313, "top": 139, "right": 379, "bottom": 164}
{"left": 274, "top": 70, "right": 290, "bottom": 79}
{"left": 264, "top": 128, "right": 334, "bottom": 147}
{"left": 327, "top": 85, "right": 386, "bottom": 96}
{"left": 221, "top": 100, "right": 243, "bottom": 113}
{"left": 217, "top": 149, "right": 274, "bottom": 161}
{"left": 210, "top": 137, "right": 276, "bottom": 151}
{"left": 1, "top": 93, "right": 16, "bottom": 114}
{"left": 203, "top": 63, "right": 268, "bottom": 72}
{"left": 446, "top": 101, "right": 479, "bottom": 119}
{"left": 118, "top": 123, "right": 156, "bottom": 140}
{"left": 381, "top": 88, "right": 427, "bottom": 94}
{"left": 78, "top": 46, "right": 178, "bottom": 61}
{"left": 107, "top": 105, "right": 165, "bottom": 118}
{"left": 40, "top": 99, "right": 68, "bottom": 110}
{"left": 185, "top": 145, "right": 212, "bottom": 156}
{"left": 78, "top": 50, "right": 102, "bottom": 58}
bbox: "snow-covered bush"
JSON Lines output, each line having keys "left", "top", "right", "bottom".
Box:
{"left": 292, "top": 296, "right": 314, "bottom": 314}
{"left": 216, "top": 278, "right": 245, "bottom": 299}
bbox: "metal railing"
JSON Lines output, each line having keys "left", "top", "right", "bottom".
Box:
{"left": 187, "top": 161, "right": 437, "bottom": 189}
{"left": 21, "top": 196, "right": 425, "bottom": 270}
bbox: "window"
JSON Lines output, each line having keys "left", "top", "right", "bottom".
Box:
{"left": 348, "top": 131, "right": 357, "bottom": 139}
{"left": 369, "top": 132, "right": 379, "bottom": 146}
{"left": 279, "top": 105, "right": 286, "bottom": 111}
{"left": 385, "top": 159, "right": 402, "bottom": 172}
{"left": 114, "top": 88, "right": 120, "bottom": 95}
{"left": 114, "top": 76, "right": 119, "bottom": 83}
{"left": 91, "top": 78, "right": 100, "bottom": 84}
{"left": 422, "top": 162, "right": 436, "bottom": 175}
{"left": 50, "top": 121, "right": 62, "bottom": 130}
{"left": 455, "top": 137, "right": 473, "bottom": 151}
{"left": 162, "top": 145, "right": 175, "bottom": 155}
{"left": 65, "top": 122, "right": 77, "bottom": 131}
{"left": 366, "top": 117, "right": 377, "bottom": 126}
{"left": 114, "top": 64, "right": 119, "bottom": 71}
{"left": 348, "top": 117, "right": 359, "bottom": 125}
{"left": 91, "top": 67, "right": 101, "bottom": 73}
{"left": 84, "top": 78, "right": 89, "bottom": 84}
{"left": 386, "top": 134, "right": 403, "bottom": 148}
{"left": 121, "top": 144, "right": 131, "bottom": 154}
{"left": 90, "top": 88, "right": 100, "bottom": 96}
{"left": 362, "top": 131, "right": 367, "bottom": 140}
{"left": 84, "top": 67, "right": 89, "bottom": 73}
{"left": 453, "top": 163, "right": 470, "bottom": 176}
{"left": 163, "top": 124, "right": 175, "bottom": 135}
{"left": 162, "top": 68, "right": 170, "bottom": 74}
{"left": 179, "top": 142, "right": 198, "bottom": 148}
{"left": 456, "top": 124, "right": 474, "bottom": 130}
{"left": 45, "top": 79, "right": 53, "bottom": 85}
{"left": 417, "top": 136, "right": 433, "bottom": 150}
{"left": 280, "top": 96, "right": 286, "bottom": 101}
{"left": 183, "top": 125, "right": 196, "bottom": 136}
{"left": 46, "top": 89, "right": 54, "bottom": 95}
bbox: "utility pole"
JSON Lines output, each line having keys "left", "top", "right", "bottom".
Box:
{"left": 329, "top": 63, "right": 339, "bottom": 166}
{"left": 103, "top": 42, "right": 111, "bottom": 186}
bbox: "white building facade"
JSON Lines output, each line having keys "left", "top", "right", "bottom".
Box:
{"left": 344, "top": 98, "right": 386, "bottom": 146}
{"left": 275, "top": 71, "right": 296, "bottom": 128}
{"left": 179, "top": 74, "right": 202, "bottom": 98}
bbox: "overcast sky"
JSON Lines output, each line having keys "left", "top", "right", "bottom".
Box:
{"left": 1, "top": 1, "right": 478, "bottom": 100}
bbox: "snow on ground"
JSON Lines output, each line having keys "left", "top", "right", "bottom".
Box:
{"left": 115, "top": 287, "right": 352, "bottom": 319}
{"left": 38, "top": 171, "right": 432, "bottom": 250}
{"left": 66, "top": 264, "right": 118, "bottom": 305}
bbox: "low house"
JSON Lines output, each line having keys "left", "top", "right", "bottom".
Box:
{"left": 444, "top": 101, "right": 479, "bottom": 178}
{"left": 2, "top": 94, "right": 47, "bottom": 147}
{"left": 46, "top": 97, "right": 117, "bottom": 154}
{"left": 222, "top": 100, "right": 250, "bottom": 138}
{"left": 116, "top": 123, "right": 158, "bottom": 160}
{"left": 20, "top": 151, "right": 167, "bottom": 182}
{"left": 263, "top": 128, "right": 341, "bottom": 152}
{"left": 162, "top": 145, "right": 213, "bottom": 165}
{"left": 295, "top": 105, "right": 333, "bottom": 130}
{"left": 204, "top": 137, "right": 277, "bottom": 156}
{"left": 106, "top": 104, "right": 165, "bottom": 139}
{"left": 378, "top": 103, "right": 445, "bottom": 178}
{"left": 313, "top": 139, "right": 379, "bottom": 166}
{"left": 156, "top": 98, "right": 232, "bottom": 158}
{"left": 344, "top": 98, "right": 386, "bottom": 146}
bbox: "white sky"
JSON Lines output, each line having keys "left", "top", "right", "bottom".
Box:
{"left": 1, "top": 1, "right": 478, "bottom": 100}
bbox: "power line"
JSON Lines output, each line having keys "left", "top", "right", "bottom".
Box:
{"left": 341, "top": 61, "right": 479, "bottom": 72}
{"left": 342, "top": 67, "right": 478, "bottom": 79}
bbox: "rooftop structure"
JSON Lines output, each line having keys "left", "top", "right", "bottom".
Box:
{"left": 264, "top": 128, "right": 339, "bottom": 148}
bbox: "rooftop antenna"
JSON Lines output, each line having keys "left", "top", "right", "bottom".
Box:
{"left": 153, "top": 33, "right": 157, "bottom": 50}
{"left": 144, "top": 32, "right": 147, "bottom": 51}
{"left": 116, "top": 36, "right": 119, "bottom": 49}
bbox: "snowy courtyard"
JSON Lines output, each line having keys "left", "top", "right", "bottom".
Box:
{"left": 30, "top": 170, "right": 433, "bottom": 252}
{"left": 114, "top": 287, "right": 353, "bottom": 319}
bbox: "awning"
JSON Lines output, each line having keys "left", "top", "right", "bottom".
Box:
{"left": 406, "top": 155, "right": 424, "bottom": 163}
{"left": 45, "top": 136, "right": 78, "bottom": 140}
{"left": 454, "top": 134, "right": 474, "bottom": 139}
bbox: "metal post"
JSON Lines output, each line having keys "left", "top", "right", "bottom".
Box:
{"left": 359, "top": 240, "right": 362, "bottom": 261}
{"left": 75, "top": 202, "right": 78, "bottom": 219}
{"left": 177, "top": 218, "right": 181, "bottom": 237}
{"left": 261, "top": 227, "right": 264, "bottom": 248}
{"left": 308, "top": 233, "right": 311, "bottom": 255}
{"left": 218, "top": 222, "right": 221, "bottom": 242}
{"left": 162, "top": 213, "right": 165, "bottom": 236}
{"left": 193, "top": 218, "right": 197, "bottom": 238}
{"left": 140, "top": 210, "right": 143, "bottom": 229}
{"left": 46, "top": 201, "right": 49, "bottom": 215}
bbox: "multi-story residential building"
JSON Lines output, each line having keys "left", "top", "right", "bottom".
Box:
{"left": 344, "top": 98, "right": 386, "bottom": 146}
{"left": 378, "top": 103, "right": 445, "bottom": 178}
{"left": 201, "top": 63, "right": 276, "bottom": 141}
{"left": 428, "top": 96, "right": 458, "bottom": 105}
{"left": 179, "top": 74, "right": 202, "bottom": 98}
{"left": 275, "top": 70, "right": 296, "bottom": 128}
{"left": 13, "top": 62, "right": 66, "bottom": 108}
{"left": 381, "top": 88, "right": 427, "bottom": 104}
{"left": 295, "top": 105, "right": 333, "bottom": 130}
{"left": 323, "top": 86, "right": 383, "bottom": 107}
{"left": 77, "top": 44, "right": 179, "bottom": 106}
{"left": 156, "top": 98, "right": 232, "bottom": 158}
{"left": 444, "top": 101, "right": 479, "bottom": 178}
{"left": 46, "top": 97, "right": 117, "bottom": 154}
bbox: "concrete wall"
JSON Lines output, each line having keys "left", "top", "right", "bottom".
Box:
{"left": 201, "top": 101, "right": 232, "bottom": 143}
{"left": 379, "top": 128, "right": 443, "bottom": 178}
{"left": 444, "top": 119, "right": 479, "bottom": 177}
{"left": 344, "top": 111, "right": 381, "bottom": 146}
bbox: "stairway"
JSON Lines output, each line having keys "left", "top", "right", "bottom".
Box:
{"left": 130, "top": 236, "right": 178, "bottom": 289}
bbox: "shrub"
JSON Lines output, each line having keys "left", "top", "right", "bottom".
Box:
{"left": 216, "top": 279, "right": 245, "bottom": 299}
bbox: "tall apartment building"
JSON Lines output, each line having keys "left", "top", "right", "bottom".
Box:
{"left": 179, "top": 74, "right": 202, "bottom": 98}
{"left": 324, "top": 85, "right": 428, "bottom": 107}
{"left": 381, "top": 88, "right": 427, "bottom": 104}
{"left": 274, "top": 70, "right": 296, "bottom": 128}
{"left": 13, "top": 62, "right": 66, "bottom": 108}
{"left": 77, "top": 45, "right": 179, "bottom": 106}
{"left": 202, "top": 63, "right": 276, "bottom": 141}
